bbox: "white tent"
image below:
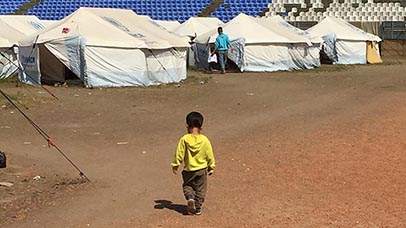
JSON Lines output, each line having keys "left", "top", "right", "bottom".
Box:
{"left": 18, "top": 8, "right": 190, "bottom": 87}
{"left": 0, "top": 37, "right": 10, "bottom": 47}
{"left": 171, "top": 17, "right": 224, "bottom": 68}
{"left": 172, "top": 17, "right": 224, "bottom": 39}
{"left": 40, "top": 20, "right": 59, "bottom": 27}
{"left": 194, "top": 13, "right": 316, "bottom": 72}
{"left": 256, "top": 16, "right": 322, "bottom": 69}
{"left": 306, "top": 16, "right": 382, "bottom": 64}
{"left": 134, "top": 16, "right": 181, "bottom": 35}
{"left": 260, "top": 16, "right": 323, "bottom": 44}
{"left": 153, "top": 20, "right": 181, "bottom": 32}
{"left": 0, "top": 15, "right": 46, "bottom": 79}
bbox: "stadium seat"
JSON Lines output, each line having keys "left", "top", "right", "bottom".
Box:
{"left": 2, "top": 0, "right": 209, "bottom": 22}
{"left": 266, "top": 0, "right": 405, "bottom": 22}
{"left": 2, "top": 0, "right": 405, "bottom": 24}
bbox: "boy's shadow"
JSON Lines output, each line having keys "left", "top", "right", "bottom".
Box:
{"left": 154, "top": 200, "right": 188, "bottom": 215}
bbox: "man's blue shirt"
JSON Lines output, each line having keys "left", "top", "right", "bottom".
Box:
{"left": 215, "top": 34, "right": 231, "bottom": 51}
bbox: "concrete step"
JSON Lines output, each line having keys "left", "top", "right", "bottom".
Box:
{"left": 199, "top": 0, "right": 224, "bottom": 17}
{"left": 14, "top": 0, "right": 43, "bottom": 15}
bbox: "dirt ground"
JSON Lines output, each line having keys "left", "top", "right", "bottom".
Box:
{"left": 1, "top": 57, "right": 406, "bottom": 227}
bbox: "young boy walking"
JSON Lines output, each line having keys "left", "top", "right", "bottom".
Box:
{"left": 171, "top": 112, "right": 215, "bottom": 215}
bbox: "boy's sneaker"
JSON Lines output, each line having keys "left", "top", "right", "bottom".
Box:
{"left": 187, "top": 199, "right": 196, "bottom": 214}
{"left": 195, "top": 207, "right": 202, "bottom": 215}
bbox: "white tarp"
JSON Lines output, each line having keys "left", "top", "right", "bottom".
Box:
{"left": 40, "top": 20, "right": 59, "bottom": 27}
{"left": 85, "top": 46, "right": 149, "bottom": 87}
{"left": 196, "top": 13, "right": 301, "bottom": 44}
{"left": 0, "top": 37, "right": 13, "bottom": 79}
{"left": 18, "top": 8, "right": 189, "bottom": 87}
{"left": 17, "top": 45, "right": 40, "bottom": 84}
{"left": 321, "top": 33, "right": 338, "bottom": 63}
{"left": 244, "top": 44, "right": 292, "bottom": 72}
{"left": 0, "top": 15, "right": 46, "bottom": 46}
{"left": 154, "top": 20, "right": 181, "bottom": 32}
{"left": 146, "top": 48, "right": 187, "bottom": 84}
{"left": 287, "top": 43, "right": 321, "bottom": 70}
{"left": 0, "top": 48, "right": 18, "bottom": 80}
{"left": 262, "top": 16, "right": 323, "bottom": 43}
{"left": 0, "top": 37, "right": 11, "bottom": 48}
{"left": 194, "top": 13, "right": 315, "bottom": 72}
{"left": 307, "top": 16, "right": 381, "bottom": 42}
{"left": 0, "top": 15, "right": 46, "bottom": 79}
{"left": 306, "top": 17, "right": 381, "bottom": 64}
{"left": 256, "top": 16, "right": 321, "bottom": 69}
{"left": 336, "top": 40, "right": 367, "bottom": 64}
{"left": 172, "top": 17, "right": 224, "bottom": 38}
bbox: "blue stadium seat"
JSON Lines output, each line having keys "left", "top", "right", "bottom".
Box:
{"left": 1, "top": 0, "right": 215, "bottom": 22}
{"left": 0, "top": 0, "right": 30, "bottom": 15}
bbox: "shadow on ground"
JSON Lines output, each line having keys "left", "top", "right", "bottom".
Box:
{"left": 154, "top": 200, "right": 188, "bottom": 215}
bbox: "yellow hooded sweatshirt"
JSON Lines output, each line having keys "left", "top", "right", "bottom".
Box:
{"left": 171, "top": 134, "right": 215, "bottom": 172}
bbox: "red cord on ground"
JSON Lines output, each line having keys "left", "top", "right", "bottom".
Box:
{"left": 48, "top": 138, "right": 56, "bottom": 147}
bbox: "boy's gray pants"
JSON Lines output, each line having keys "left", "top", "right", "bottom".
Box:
{"left": 182, "top": 168, "right": 207, "bottom": 208}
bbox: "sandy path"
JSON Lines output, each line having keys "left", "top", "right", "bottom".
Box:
{"left": 1, "top": 60, "right": 406, "bottom": 227}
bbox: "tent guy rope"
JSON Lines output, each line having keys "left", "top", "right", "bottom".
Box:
{"left": 0, "top": 88, "right": 89, "bottom": 182}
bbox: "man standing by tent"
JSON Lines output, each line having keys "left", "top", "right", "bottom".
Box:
{"left": 212, "top": 27, "right": 232, "bottom": 74}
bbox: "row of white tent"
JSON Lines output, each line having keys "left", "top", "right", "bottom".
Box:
{"left": 181, "top": 14, "right": 382, "bottom": 71}
{"left": 194, "top": 14, "right": 322, "bottom": 72}
{"left": 0, "top": 8, "right": 382, "bottom": 88}
{"left": 0, "top": 9, "right": 192, "bottom": 87}
{"left": 18, "top": 8, "right": 190, "bottom": 88}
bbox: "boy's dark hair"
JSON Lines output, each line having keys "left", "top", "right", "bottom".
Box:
{"left": 186, "top": 112, "right": 204, "bottom": 129}
{"left": 218, "top": 27, "right": 223, "bottom": 33}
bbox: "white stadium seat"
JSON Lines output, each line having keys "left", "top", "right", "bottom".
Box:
{"left": 265, "top": 0, "right": 405, "bottom": 22}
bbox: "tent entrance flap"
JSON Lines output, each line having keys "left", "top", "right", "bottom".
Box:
{"left": 43, "top": 36, "right": 86, "bottom": 85}
{"left": 366, "top": 41, "right": 382, "bottom": 64}
{"left": 194, "top": 38, "right": 244, "bottom": 72}
{"left": 39, "top": 44, "right": 79, "bottom": 84}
